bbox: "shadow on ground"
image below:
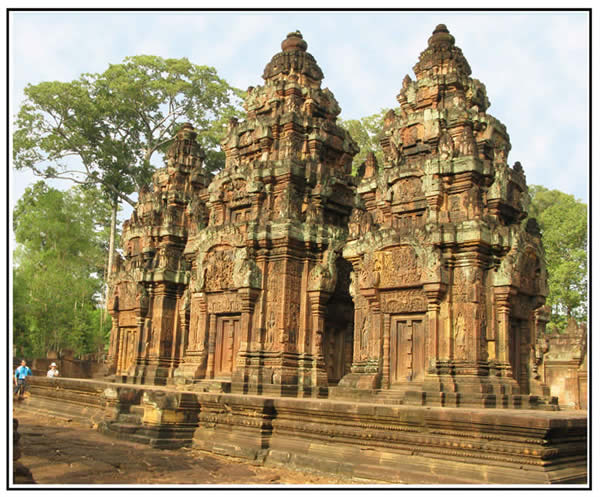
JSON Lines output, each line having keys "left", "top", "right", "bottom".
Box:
{"left": 13, "top": 407, "right": 358, "bottom": 486}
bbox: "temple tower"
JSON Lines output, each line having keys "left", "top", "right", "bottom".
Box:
{"left": 175, "top": 31, "right": 358, "bottom": 396}
{"left": 107, "top": 123, "right": 209, "bottom": 384}
{"left": 333, "top": 25, "right": 554, "bottom": 408}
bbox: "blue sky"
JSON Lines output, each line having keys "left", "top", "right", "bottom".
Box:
{"left": 9, "top": 10, "right": 590, "bottom": 211}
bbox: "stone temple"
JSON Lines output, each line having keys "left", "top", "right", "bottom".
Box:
{"left": 25, "top": 27, "right": 586, "bottom": 485}
{"left": 107, "top": 26, "right": 552, "bottom": 409}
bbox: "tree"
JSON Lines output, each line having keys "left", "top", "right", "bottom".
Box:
{"left": 528, "top": 185, "right": 588, "bottom": 332}
{"left": 13, "top": 182, "right": 112, "bottom": 357}
{"left": 338, "top": 108, "right": 389, "bottom": 172}
{"left": 13, "top": 55, "right": 244, "bottom": 304}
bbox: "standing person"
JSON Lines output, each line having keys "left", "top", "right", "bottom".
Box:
{"left": 14, "top": 360, "right": 32, "bottom": 400}
{"left": 46, "top": 363, "right": 59, "bottom": 377}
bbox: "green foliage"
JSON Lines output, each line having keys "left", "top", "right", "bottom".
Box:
{"left": 13, "top": 182, "right": 112, "bottom": 357}
{"left": 528, "top": 185, "right": 588, "bottom": 332}
{"left": 338, "top": 108, "right": 389, "bottom": 173}
{"left": 13, "top": 55, "right": 244, "bottom": 204}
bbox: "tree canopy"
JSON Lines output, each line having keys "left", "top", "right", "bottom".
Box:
{"left": 338, "top": 108, "right": 388, "bottom": 172}
{"left": 528, "top": 185, "right": 588, "bottom": 332}
{"left": 13, "top": 55, "right": 245, "bottom": 309}
{"left": 13, "top": 55, "right": 244, "bottom": 206}
{"left": 13, "top": 182, "right": 113, "bottom": 357}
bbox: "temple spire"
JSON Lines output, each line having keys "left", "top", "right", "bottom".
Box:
{"left": 413, "top": 23, "right": 472, "bottom": 79}
{"left": 281, "top": 30, "right": 308, "bottom": 52}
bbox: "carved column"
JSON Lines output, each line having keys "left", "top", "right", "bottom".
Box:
{"left": 238, "top": 287, "right": 261, "bottom": 353}
{"left": 231, "top": 287, "right": 263, "bottom": 391}
{"left": 106, "top": 325, "right": 120, "bottom": 376}
{"left": 135, "top": 316, "right": 145, "bottom": 368}
{"left": 308, "top": 290, "right": 331, "bottom": 390}
{"left": 117, "top": 328, "right": 126, "bottom": 375}
{"left": 494, "top": 286, "right": 516, "bottom": 377}
{"left": 173, "top": 293, "right": 209, "bottom": 383}
{"left": 178, "top": 298, "right": 189, "bottom": 360}
{"left": 364, "top": 289, "right": 382, "bottom": 377}
{"left": 195, "top": 294, "right": 208, "bottom": 353}
{"left": 206, "top": 312, "right": 217, "bottom": 379}
{"left": 106, "top": 296, "right": 120, "bottom": 375}
{"left": 530, "top": 304, "right": 551, "bottom": 397}
{"left": 382, "top": 313, "right": 391, "bottom": 389}
{"left": 423, "top": 283, "right": 447, "bottom": 370}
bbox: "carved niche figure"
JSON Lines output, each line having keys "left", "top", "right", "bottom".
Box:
{"left": 437, "top": 127, "right": 455, "bottom": 160}
{"left": 457, "top": 126, "right": 478, "bottom": 156}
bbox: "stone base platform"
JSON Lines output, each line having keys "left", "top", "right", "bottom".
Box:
{"left": 21, "top": 377, "right": 588, "bottom": 485}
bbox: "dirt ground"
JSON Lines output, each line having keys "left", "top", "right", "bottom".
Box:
{"left": 12, "top": 406, "right": 361, "bottom": 487}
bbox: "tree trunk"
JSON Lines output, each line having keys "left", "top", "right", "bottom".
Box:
{"left": 105, "top": 199, "right": 118, "bottom": 310}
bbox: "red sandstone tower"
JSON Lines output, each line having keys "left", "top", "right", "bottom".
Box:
{"left": 107, "top": 123, "right": 209, "bottom": 383}
{"left": 108, "top": 27, "right": 554, "bottom": 408}
{"left": 109, "top": 32, "right": 358, "bottom": 396}
{"left": 333, "top": 24, "right": 553, "bottom": 408}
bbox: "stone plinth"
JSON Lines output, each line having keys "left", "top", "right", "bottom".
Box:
{"left": 20, "top": 377, "right": 587, "bottom": 485}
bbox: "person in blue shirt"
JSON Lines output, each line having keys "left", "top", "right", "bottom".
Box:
{"left": 14, "top": 360, "right": 32, "bottom": 400}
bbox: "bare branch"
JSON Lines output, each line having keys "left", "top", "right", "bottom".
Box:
{"left": 144, "top": 137, "right": 174, "bottom": 162}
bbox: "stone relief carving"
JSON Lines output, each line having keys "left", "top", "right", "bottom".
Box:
{"left": 203, "top": 249, "right": 235, "bottom": 293}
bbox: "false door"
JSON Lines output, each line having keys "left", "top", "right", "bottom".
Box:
{"left": 390, "top": 316, "right": 425, "bottom": 384}
{"left": 214, "top": 315, "right": 242, "bottom": 378}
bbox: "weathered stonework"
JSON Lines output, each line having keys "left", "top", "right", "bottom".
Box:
{"left": 108, "top": 27, "right": 556, "bottom": 409}
{"left": 108, "top": 31, "right": 358, "bottom": 396}
{"left": 22, "top": 377, "right": 588, "bottom": 484}
{"left": 540, "top": 319, "right": 587, "bottom": 409}
{"left": 16, "top": 27, "right": 588, "bottom": 485}
{"left": 107, "top": 122, "right": 209, "bottom": 384}
{"left": 332, "top": 24, "right": 554, "bottom": 408}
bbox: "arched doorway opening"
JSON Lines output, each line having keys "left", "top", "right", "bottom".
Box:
{"left": 323, "top": 258, "right": 354, "bottom": 386}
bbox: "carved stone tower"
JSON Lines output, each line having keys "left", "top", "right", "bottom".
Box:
{"left": 332, "top": 24, "right": 554, "bottom": 408}
{"left": 174, "top": 31, "right": 358, "bottom": 396}
{"left": 107, "top": 27, "right": 553, "bottom": 409}
{"left": 107, "top": 123, "right": 209, "bottom": 384}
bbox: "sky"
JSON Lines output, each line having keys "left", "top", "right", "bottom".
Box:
{"left": 8, "top": 9, "right": 590, "bottom": 214}
{"left": 3, "top": 6, "right": 597, "bottom": 488}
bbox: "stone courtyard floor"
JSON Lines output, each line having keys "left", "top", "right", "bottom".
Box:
{"left": 13, "top": 406, "right": 362, "bottom": 486}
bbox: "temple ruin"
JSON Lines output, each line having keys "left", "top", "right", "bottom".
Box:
{"left": 107, "top": 26, "right": 555, "bottom": 408}
{"left": 20, "top": 26, "right": 586, "bottom": 485}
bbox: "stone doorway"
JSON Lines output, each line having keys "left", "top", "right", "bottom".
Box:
{"left": 116, "top": 327, "right": 137, "bottom": 375}
{"left": 214, "top": 314, "right": 242, "bottom": 378}
{"left": 323, "top": 257, "right": 354, "bottom": 386}
{"left": 509, "top": 318, "right": 529, "bottom": 394}
{"left": 390, "top": 315, "right": 425, "bottom": 384}
{"left": 323, "top": 325, "right": 352, "bottom": 385}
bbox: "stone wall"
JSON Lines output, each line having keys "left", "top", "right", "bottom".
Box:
{"left": 541, "top": 319, "right": 587, "bottom": 409}
{"left": 14, "top": 356, "right": 107, "bottom": 379}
